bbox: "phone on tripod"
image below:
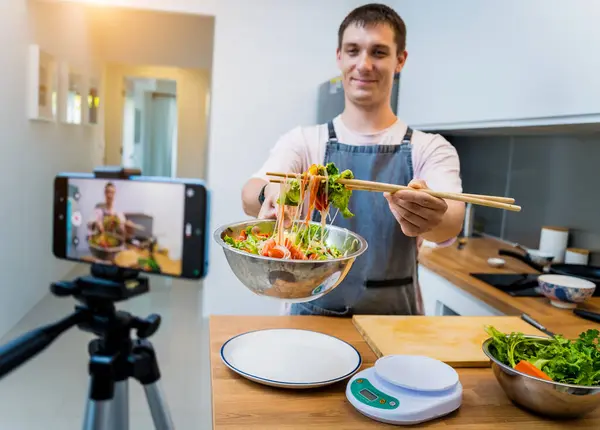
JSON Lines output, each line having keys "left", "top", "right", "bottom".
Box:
{"left": 53, "top": 173, "right": 209, "bottom": 280}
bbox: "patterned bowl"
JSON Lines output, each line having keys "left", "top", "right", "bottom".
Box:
{"left": 538, "top": 274, "right": 596, "bottom": 309}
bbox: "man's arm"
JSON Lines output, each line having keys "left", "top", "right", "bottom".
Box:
{"left": 421, "top": 198, "right": 464, "bottom": 243}
{"left": 241, "top": 127, "right": 305, "bottom": 218}
{"left": 242, "top": 178, "right": 268, "bottom": 217}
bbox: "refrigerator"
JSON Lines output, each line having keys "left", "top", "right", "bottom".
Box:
{"left": 316, "top": 73, "right": 400, "bottom": 124}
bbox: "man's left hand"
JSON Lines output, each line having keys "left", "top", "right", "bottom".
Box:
{"left": 384, "top": 179, "right": 448, "bottom": 237}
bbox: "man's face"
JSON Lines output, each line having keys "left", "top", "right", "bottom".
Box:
{"left": 105, "top": 186, "right": 115, "bottom": 205}
{"left": 337, "top": 23, "right": 407, "bottom": 108}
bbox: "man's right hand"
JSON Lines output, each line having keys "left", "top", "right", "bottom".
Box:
{"left": 257, "top": 183, "right": 296, "bottom": 228}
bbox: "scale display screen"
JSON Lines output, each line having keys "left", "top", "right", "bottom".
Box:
{"left": 360, "top": 388, "right": 378, "bottom": 401}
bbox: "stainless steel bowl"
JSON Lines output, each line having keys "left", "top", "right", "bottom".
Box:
{"left": 213, "top": 219, "right": 368, "bottom": 302}
{"left": 88, "top": 234, "right": 125, "bottom": 261}
{"left": 482, "top": 335, "right": 600, "bottom": 418}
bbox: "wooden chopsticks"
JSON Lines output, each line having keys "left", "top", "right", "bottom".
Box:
{"left": 267, "top": 172, "right": 521, "bottom": 212}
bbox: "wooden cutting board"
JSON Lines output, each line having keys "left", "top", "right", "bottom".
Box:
{"left": 352, "top": 315, "right": 545, "bottom": 368}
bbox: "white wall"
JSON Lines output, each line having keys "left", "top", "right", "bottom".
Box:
{"left": 69, "top": 178, "right": 185, "bottom": 259}
{"left": 0, "top": 0, "right": 101, "bottom": 338}
{"left": 52, "top": 0, "right": 397, "bottom": 317}
{"left": 87, "top": 6, "right": 214, "bottom": 70}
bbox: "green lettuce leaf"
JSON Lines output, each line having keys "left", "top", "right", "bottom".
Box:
{"left": 277, "top": 180, "right": 301, "bottom": 206}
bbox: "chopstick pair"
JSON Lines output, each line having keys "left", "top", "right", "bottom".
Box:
{"left": 266, "top": 172, "right": 521, "bottom": 212}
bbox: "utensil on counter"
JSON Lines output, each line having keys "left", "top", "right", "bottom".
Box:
{"left": 267, "top": 172, "right": 521, "bottom": 212}
{"left": 352, "top": 316, "right": 546, "bottom": 367}
{"left": 538, "top": 274, "right": 596, "bottom": 309}
{"left": 213, "top": 219, "right": 368, "bottom": 302}
{"left": 220, "top": 328, "right": 361, "bottom": 389}
{"left": 573, "top": 308, "right": 600, "bottom": 324}
{"left": 482, "top": 335, "right": 600, "bottom": 418}
{"left": 502, "top": 244, "right": 554, "bottom": 265}
{"left": 520, "top": 313, "right": 555, "bottom": 337}
{"left": 346, "top": 355, "right": 462, "bottom": 425}
{"left": 499, "top": 249, "right": 600, "bottom": 296}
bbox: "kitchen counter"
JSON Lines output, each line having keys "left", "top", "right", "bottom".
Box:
{"left": 210, "top": 315, "right": 600, "bottom": 429}
{"left": 418, "top": 237, "right": 600, "bottom": 338}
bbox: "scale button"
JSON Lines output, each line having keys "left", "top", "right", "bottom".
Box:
{"left": 389, "top": 401, "right": 396, "bottom": 406}
{"left": 379, "top": 399, "right": 386, "bottom": 404}
{"left": 357, "top": 379, "right": 363, "bottom": 384}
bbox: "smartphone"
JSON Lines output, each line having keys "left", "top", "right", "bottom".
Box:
{"left": 53, "top": 173, "right": 209, "bottom": 280}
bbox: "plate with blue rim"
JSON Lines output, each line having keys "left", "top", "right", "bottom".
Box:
{"left": 220, "top": 328, "right": 362, "bottom": 389}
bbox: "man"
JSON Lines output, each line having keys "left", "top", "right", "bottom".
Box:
{"left": 241, "top": 3, "right": 465, "bottom": 316}
{"left": 90, "top": 182, "right": 127, "bottom": 236}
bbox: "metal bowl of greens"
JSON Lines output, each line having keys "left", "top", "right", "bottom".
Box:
{"left": 214, "top": 219, "right": 367, "bottom": 303}
{"left": 482, "top": 326, "right": 600, "bottom": 418}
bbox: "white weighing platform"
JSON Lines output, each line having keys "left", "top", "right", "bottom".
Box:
{"left": 346, "top": 355, "right": 463, "bottom": 425}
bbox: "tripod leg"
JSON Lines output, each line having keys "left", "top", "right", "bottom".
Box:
{"left": 131, "top": 339, "right": 174, "bottom": 429}
{"left": 144, "top": 381, "right": 175, "bottom": 430}
{"left": 83, "top": 387, "right": 113, "bottom": 430}
{"left": 83, "top": 347, "right": 127, "bottom": 430}
{"left": 111, "top": 380, "right": 129, "bottom": 430}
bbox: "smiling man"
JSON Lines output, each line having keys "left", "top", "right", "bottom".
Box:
{"left": 241, "top": 3, "right": 465, "bottom": 316}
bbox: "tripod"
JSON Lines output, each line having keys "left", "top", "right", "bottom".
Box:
{"left": 0, "top": 265, "right": 175, "bottom": 430}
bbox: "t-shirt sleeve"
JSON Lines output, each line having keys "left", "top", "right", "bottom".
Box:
{"left": 251, "top": 127, "right": 306, "bottom": 181}
{"left": 413, "top": 134, "right": 462, "bottom": 193}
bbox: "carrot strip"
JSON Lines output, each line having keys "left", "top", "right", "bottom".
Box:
{"left": 514, "top": 360, "right": 552, "bottom": 381}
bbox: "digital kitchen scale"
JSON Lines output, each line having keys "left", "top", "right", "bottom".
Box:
{"left": 346, "top": 355, "right": 462, "bottom": 425}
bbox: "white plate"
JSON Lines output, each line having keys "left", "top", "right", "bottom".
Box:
{"left": 374, "top": 355, "right": 459, "bottom": 392}
{"left": 220, "top": 328, "right": 362, "bottom": 389}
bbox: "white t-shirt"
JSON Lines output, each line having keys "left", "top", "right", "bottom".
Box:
{"left": 252, "top": 115, "right": 462, "bottom": 195}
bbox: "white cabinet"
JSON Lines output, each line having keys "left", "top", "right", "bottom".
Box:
{"left": 397, "top": 0, "right": 600, "bottom": 131}
{"left": 418, "top": 265, "right": 504, "bottom": 317}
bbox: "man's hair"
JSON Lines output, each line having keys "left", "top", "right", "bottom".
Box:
{"left": 105, "top": 182, "right": 115, "bottom": 191}
{"left": 338, "top": 3, "right": 407, "bottom": 53}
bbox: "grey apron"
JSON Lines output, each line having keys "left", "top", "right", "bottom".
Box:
{"left": 289, "top": 120, "right": 419, "bottom": 316}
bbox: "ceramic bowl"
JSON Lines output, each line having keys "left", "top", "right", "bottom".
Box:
{"left": 538, "top": 274, "right": 596, "bottom": 309}
{"left": 487, "top": 257, "right": 506, "bottom": 268}
{"left": 526, "top": 249, "right": 555, "bottom": 265}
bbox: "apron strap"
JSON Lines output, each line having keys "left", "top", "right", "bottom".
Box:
{"left": 327, "top": 120, "right": 338, "bottom": 142}
{"left": 402, "top": 127, "right": 413, "bottom": 144}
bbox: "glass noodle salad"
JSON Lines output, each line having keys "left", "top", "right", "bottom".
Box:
{"left": 224, "top": 163, "right": 355, "bottom": 260}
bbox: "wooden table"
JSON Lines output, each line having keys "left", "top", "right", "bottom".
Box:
{"left": 419, "top": 237, "right": 600, "bottom": 338}
{"left": 210, "top": 315, "right": 600, "bottom": 429}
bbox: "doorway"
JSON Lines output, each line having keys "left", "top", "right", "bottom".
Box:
{"left": 121, "top": 77, "right": 178, "bottom": 177}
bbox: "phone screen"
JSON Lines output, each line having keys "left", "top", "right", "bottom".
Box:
{"left": 53, "top": 174, "right": 208, "bottom": 280}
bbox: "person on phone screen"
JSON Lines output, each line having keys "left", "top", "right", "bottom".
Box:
{"left": 91, "top": 182, "right": 127, "bottom": 236}
{"left": 241, "top": 4, "right": 465, "bottom": 316}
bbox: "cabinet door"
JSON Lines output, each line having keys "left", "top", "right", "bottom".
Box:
{"left": 417, "top": 265, "right": 503, "bottom": 316}
{"left": 397, "top": 0, "right": 600, "bottom": 128}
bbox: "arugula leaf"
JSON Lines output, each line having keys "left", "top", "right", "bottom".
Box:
{"left": 485, "top": 326, "right": 600, "bottom": 386}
